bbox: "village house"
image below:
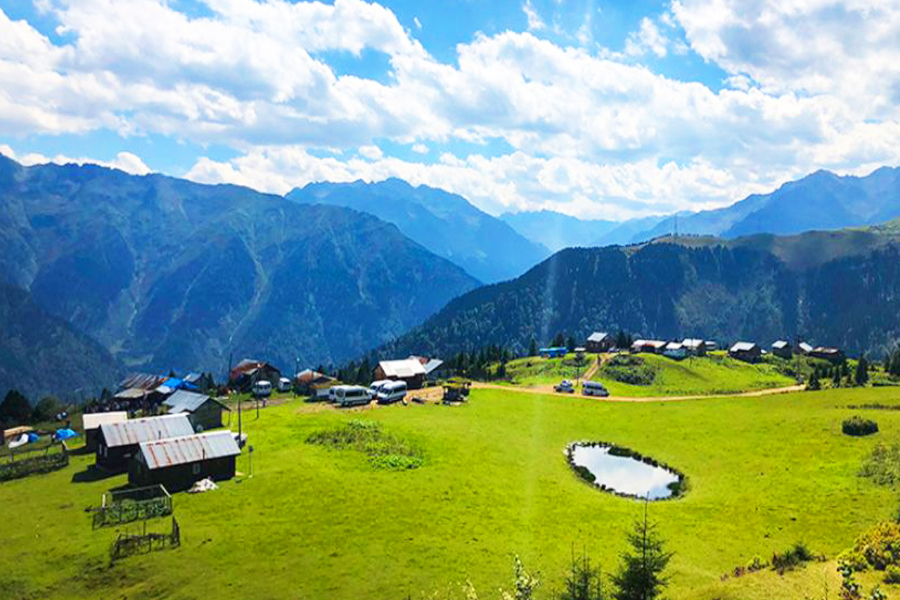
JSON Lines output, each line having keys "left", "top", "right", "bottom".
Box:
{"left": 797, "top": 342, "right": 814, "bottom": 355}
{"left": 229, "top": 359, "right": 282, "bottom": 393}
{"left": 128, "top": 430, "right": 241, "bottom": 492}
{"left": 663, "top": 342, "right": 687, "bottom": 360}
{"left": 295, "top": 369, "right": 337, "bottom": 398}
{"left": 96, "top": 414, "right": 195, "bottom": 472}
{"left": 585, "top": 332, "right": 613, "bottom": 353}
{"left": 411, "top": 356, "right": 448, "bottom": 383}
{"left": 82, "top": 412, "right": 127, "bottom": 452}
{"left": 771, "top": 340, "right": 793, "bottom": 359}
{"left": 729, "top": 342, "right": 762, "bottom": 363}
{"left": 374, "top": 358, "right": 427, "bottom": 389}
{"left": 810, "top": 346, "right": 846, "bottom": 363}
{"left": 163, "top": 390, "right": 229, "bottom": 432}
{"left": 631, "top": 339, "right": 668, "bottom": 354}
{"left": 681, "top": 339, "right": 708, "bottom": 356}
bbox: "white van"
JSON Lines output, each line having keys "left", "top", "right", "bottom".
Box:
{"left": 252, "top": 380, "right": 272, "bottom": 398}
{"left": 278, "top": 377, "right": 292, "bottom": 392}
{"left": 582, "top": 380, "right": 609, "bottom": 397}
{"left": 333, "top": 385, "right": 371, "bottom": 408}
{"left": 369, "top": 379, "right": 392, "bottom": 400}
{"left": 377, "top": 381, "right": 407, "bottom": 404}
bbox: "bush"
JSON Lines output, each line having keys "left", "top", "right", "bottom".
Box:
{"left": 602, "top": 356, "right": 658, "bottom": 386}
{"left": 844, "top": 416, "right": 879, "bottom": 436}
{"left": 771, "top": 542, "right": 815, "bottom": 574}
{"left": 860, "top": 445, "right": 900, "bottom": 486}
{"left": 884, "top": 565, "right": 900, "bottom": 584}
{"left": 840, "top": 522, "right": 900, "bottom": 571}
{"left": 31, "top": 396, "right": 64, "bottom": 423}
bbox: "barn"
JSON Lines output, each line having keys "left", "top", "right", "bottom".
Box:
{"left": 229, "top": 359, "right": 282, "bottom": 392}
{"left": 729, "top": 342, "right": 761, "bottom": 363}
{"left": 82, "top": 412, "right": 127, "bottom": 452}
{"left": 772, "top": 340, "right": 793, "bottom": 359}
{"left": 631, "top": 339, "right": 667, "bottom": 354}
{"left": 374, "top": 358, "right": 427, "bottom": 389}
{"left": 96, "top": 414, "right": 194, "bottom": 472}
{"left": 585, "top": 332, "right": 612, "bottom": 353}
{"left": 163, "top": 390, "right": 229, "bottom": 432}
{"left": 128, "top": 430, "right": 241, "bottom": 492}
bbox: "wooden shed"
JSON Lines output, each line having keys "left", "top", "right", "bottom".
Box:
{"left": 82, "top": 412, "right": 127, "bottom": 452}
{"left": 771, "top": 340, "right": 793, "bottom": 359}
{"left": 729, "top": 342, "right": 761, "bottom": 363}
{"left": 96, "top": 414, "right": 194, "bottom": 472}
{"left": 374, "top": 358, "right": 427, "bottom": 389}
{"left": 585, "top": 332, "right": 613, "bottom": 353}
{"left": 163, "top": 391, "right": 229, "bottom": 432}
{"left": 129, "top": 430, "right": 241, "bottom": 492}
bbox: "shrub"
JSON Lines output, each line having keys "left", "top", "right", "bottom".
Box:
{"left": 771, "top": 542, "right": 815, "bottom": 574}
{"left": 884, "top": 565, "right": 900, "bottom": 584}
{"left": 840, "top": 522, "right": 900, "bottom": 571}
{"left": 860, "top": 444, "right": 900, "bottom": 486}
{"left": 844, "top": 416, "right": 879, "bottom": 436}
{"left": 602, "top": 355, "right": 657, "bottom": 386}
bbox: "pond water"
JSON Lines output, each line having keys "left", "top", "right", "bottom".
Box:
{"left": 569, "top": 444, "right": 681, "bottom": 500}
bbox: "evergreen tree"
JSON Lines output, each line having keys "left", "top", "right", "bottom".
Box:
{"left": 832, "top": 366, "right": 842, "bottom": 387}
{"left": 553, "top": 332, "right": 566, "bottom": 348}
{"left": 529, "top": 337, "right": 538, "bottom": 357}
{"left": 32, "top": 396, "right": 64, "bottom": 423}
{"left": 0, "top": 389, "right": 32, "bottom": 426}
{"left": 567, "top": 336, "right": 577, "bottom": 352}
{"left": 611, "top": 502, "right": 672, "bottom": 600}
{"left": 807, "top": 369, "right": 821, "bottom": 391}
{"left": 558, "top": 548, "right": 606, "bottom": 600}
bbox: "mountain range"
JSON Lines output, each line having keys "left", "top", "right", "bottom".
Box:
{"left": 0, "top": 155, "right": 478, "bottom": 399}
{"left": 288, "top": 179, "right": 548, "bottom": 283}
{"left": 379, "top": 223, "right": 900, "bottom": 360}
{"left": 503, "top": 167, "right": 900, "bottom": 248}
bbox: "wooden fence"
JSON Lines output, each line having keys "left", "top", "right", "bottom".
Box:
{"left": 92, "top": 484, "right": 173, "bottom": 529}
{"left": 110, "top": 517, "right": 181, "bottom": 563}
{"left": 0, "top": 443, "right": 69, "bottom": 482}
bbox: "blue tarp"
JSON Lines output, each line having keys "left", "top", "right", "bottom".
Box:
{"left": 161, "top": 377, "right": 198, "bottom": 391}
{"left": 26, "top": 432, "right": 39, "bottom": 443}
{"left": 54, "top": 428, "right": 78, "bottom": 441}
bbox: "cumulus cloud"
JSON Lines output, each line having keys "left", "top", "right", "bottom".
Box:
{"left": 0, "top": 145, "right": 151, "bottom": 175}
{"left": 2, "top": 0, "right": 900, "bottom": 218}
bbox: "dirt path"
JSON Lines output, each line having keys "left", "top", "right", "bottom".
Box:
{"left": 471, "top": 381, "right": 806, "bottom": 403}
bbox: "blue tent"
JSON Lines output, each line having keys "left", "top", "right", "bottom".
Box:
{"left": 54, "top": 428, "right": 78, "bottom": 441}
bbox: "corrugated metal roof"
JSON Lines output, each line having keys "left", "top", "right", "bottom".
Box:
{"left": 772, "top": 340, "right": 790, "bottom": 349}
{"left": 119, "top": 373, "right": 167, "bottom": 391}
{"left": 379, "top": 359, "right": 427, "bottom": 379}
{"left": 730, "top": 342, "right": 758, "bottom": 352}
{"left": 422, "top": 359, "right": 444, "bottom": 375}
{"left": 100, "top": 414, "right": 194, "bottom": 448}
{"left": 587, "top": 332, "right": 608, "bottom": 342}
{"left": 139, "top": 430, "right": 240, "bottom": 470}
{"left": 682, "top": 338, "right": 705, "bottom": 349}
{"left": 164, "top": 390, "right": 229, "bottom": 414}
{"left": 82, "top": 412, "right": 127, "bottom": 431}
{"left": 114, "top": 387, "right": 150, "bottom": 400}
{"left": 632, "top": 339, "right": 667, "bottom": 348}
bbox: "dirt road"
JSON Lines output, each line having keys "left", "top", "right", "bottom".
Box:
{"left": 471, "top": 381, "right": 806, "bottom": 403}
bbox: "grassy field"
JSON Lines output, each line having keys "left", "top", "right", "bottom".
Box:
{"left": 498, "top": 353, "right": 590, "bottom": 386}
{"left": 596, "top": 352, "right": 799, "bottom": 397}
{"left": 2, "top": 386, "right": 900, "bottom": 598}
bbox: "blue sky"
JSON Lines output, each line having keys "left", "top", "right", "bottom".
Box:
{"left": 1, "top": 0, "right": 899, "bottom": 219}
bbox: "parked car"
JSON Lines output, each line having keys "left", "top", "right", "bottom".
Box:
{"left": 333, "top": 385, "right": 372, "bottom": 408}
{"left": 368, "top": 379, "right": 392, "bottom": 400}
{"left": 554, "top": 380, "right": 575, "bottom": 393}
{"left": 582, "top": 380, "right": 609, "bottom": 397}
{"left": 252, "top": 380, "right": 272, "bottom": 398}
{"left": 377, "top": 381, "right": 408, "bottom": 404}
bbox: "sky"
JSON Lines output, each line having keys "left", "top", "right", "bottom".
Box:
{"left": 2, "top": 0, "right": 900, "bottom": 220}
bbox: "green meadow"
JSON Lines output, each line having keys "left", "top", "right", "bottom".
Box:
{"left": 1, "top": 386, "right": 899, "bottom": 599}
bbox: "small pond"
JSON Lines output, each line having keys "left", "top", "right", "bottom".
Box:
{"left": 567, "top": 443, "right": 685, "bottom": 500}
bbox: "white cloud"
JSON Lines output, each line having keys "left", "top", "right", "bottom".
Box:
{"left": 2, "top": 1, "right": 900, "bottom": 219}
{"left": 522, "top": 1, "right": 546, "bottom": 31}
{"left": 0, "top": 144, "right": 151, "bottom": 175}
{"left": 359, "top": 144, "right": 384, "bottom": 160}
{"left": 625, "top": 18, "right": 669, "bottom": 58}
{"left": 414, "top": 16, "right": 422, "bottom": 29}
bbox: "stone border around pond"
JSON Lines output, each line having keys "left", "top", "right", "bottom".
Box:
{"left": 564, "top": 441, "right": 689, "bottom": 502}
